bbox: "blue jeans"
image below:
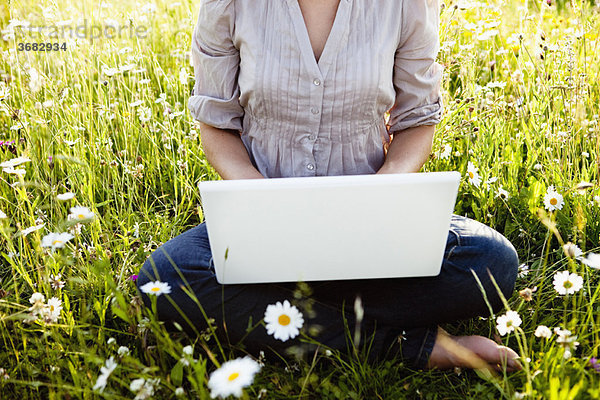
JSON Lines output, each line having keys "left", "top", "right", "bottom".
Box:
{"left": 135, "top": 214, "right": 519, "bottom": 369}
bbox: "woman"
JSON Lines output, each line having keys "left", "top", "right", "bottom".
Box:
{"left": 137, "top": 0, "right": 521, "bottom": 371}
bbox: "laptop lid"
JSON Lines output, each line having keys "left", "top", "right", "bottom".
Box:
{"left": 198, "top": 171, "right": 460, "bottom": 284}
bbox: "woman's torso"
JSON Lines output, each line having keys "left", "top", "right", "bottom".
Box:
{"left": 232, "top": 0, "right": 404, "bottom": 178}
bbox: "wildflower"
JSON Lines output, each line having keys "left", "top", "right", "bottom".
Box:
{"left": 93, "top": 356, "right": 118, "bottom": 392}
{"left": 175, "top": 387, "right": 185, "bottom": 396}
{"left": 543, "top": 185, "right": 564, "bottom": 211}
{"left": 49, "top": 273, "right": 65, "bottom": 290}
{"left": 588, "top": 358, "right": 600, "bottom": 373}
{"left": 3, "top": 166, "right": 26, "bottom": 176}
{"left": 207, "top": 356, "right": 261, "bottom": 399}
{"left": 496, "top": 186, "right": 510, "bottom": 200}
{"left": 580, "top": 252, "right": 600, "bottom": 269}
{"left": 496, "top": 310, "right": 522, "bottom": 336}
{"left": 129, "top": 274, "right": 139, "bottom": 281}
{"left": 534, "top": 325, "right": 552, "bottom": 338}
{"left": 107, "top": 337, "right": 116, "bottom": 345}
{"left": 182, "top": 345, "right": 193, "bottom": 356}
{"left": 563, "top": 242, "right": 583, "bottom": 260}
{"left": 552, "top": 271, "right": 583, "bottom": 295}
{"left": 0, "top": 210, "right": 7, "bottom": 219}
{"left": 56, "top": 192, "right": 75, "bottom": 201}
{"left": 41, "top": 232, "right": 73, "bottom": 252}
{"left": 519, "top": 287, "right": 535, "bottom": 301}
{"left": 68, "top": 206, "right": 95, "bottom": 222}
{"left": 517, "top": 263, "right": 529, "bottom": 278}
{"left": 466, "top": 162, "right": 482, "bottom": 187}
{"left": 29, "top": 292, "right": 46, "bottom": 317}
{"left": 140, "top": 281, "right": 172, "bottom": 297}
{"left": 0, "top": 156, "right": 30, "bottom": 168}
{"left": 138, "top": 106, "right": 152, "bottom": 122}
{"left": 117, "top": 346, "right": 130, "bottom": 357}
{"left": 438, "top": 143, "right": 452, "bottom": 159}
{"left": 44, "top": 297, "right": 62, "bottom": 323}
{"left": 179, "top": 67, "right": 190, "bottom": 85}
{"left": 28, "top": 67, "right": 44, "bottom": 93}
{"left": 130, "top": 378, "right": 145, "bottom": 392}
{"left": 264, "top": 300, "right": 304, "bottom": 342}
{"left": 130, "top": 378, "right": 159, "bottom": 400}
{"left": 554, "top": 328, "right": 579, "bottom": 359}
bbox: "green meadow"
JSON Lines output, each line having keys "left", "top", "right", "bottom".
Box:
{"left": 1, "top": 0, "right": 600, "bottom": 398}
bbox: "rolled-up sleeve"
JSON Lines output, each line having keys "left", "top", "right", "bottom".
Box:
{"left": 388, "top": 0, "right": 444, "bottom": 133}
{"left": 187, "top": 0, "right": 244, "bottom": 131}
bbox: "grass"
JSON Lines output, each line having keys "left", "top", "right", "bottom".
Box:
{"left": 1, "top": 0, "right": 600, "bottom": 398}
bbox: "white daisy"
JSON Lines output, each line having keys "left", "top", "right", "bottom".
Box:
{"left": 534, "top": 325, "right": 552, "bottom": 339}
{"left": 517, "top": 263, "right": 529, "bottom": 278}
{"left": 580, "top": 252, "right": 600, "bottom": 269}
{"left": 3, "top": 166, "right": 26, "bottom": 176}
{"left": 207, "top": 356, "right": 261, "bottom": 399}
{"left": 552, "top": 270, "right": 583, "bottom": 295}
{"left": 496, "top": 186, "right": 510, "bottom": 200}
{"left": 543, "top": 185, "right": 564, "bottom": 211}
{"left": 49, "top": 273, "right": 65, "bottom": 290}
{"left": 93, "top": 356, "right": 118, "bottom": 392}
{"left": 140, "top": 281, "right": 172, "bottom": 297}
{"left": 562, "top": 242, "right": 583, "bottom": 260}
{"left": 182, "top": 345, "right": 193, "bottom": 356}
{"left": 0, "top": 156, "right": 31, "bottom": 168}
{"left": 466, "top": 162, "right": 482, "bottom": 187}
{"left": 130, "top": 378, "right": 146, "bottom": 392}
{"left": 554, "top": 328, "right": 579, "bottom": 358}
{"left": 264, "top": 300, "right": 304, "bottom": 342}
{"left": 45, "top": 297, "right": 62, "bottom": 323}
{"left": 438, "top": 143, "right": 452, "bottom": 159}
{"left": 0, "top": 210, "right": 7, "bottom": 219}
{"left": 41, "top": 232, "right": 75, "bottom": 250}
{"left": 117, "top": 346, "right": 130, "bottom": 356}
{"left": 495, "top": 310, "right": 522, "bottom": 336}
{"left": 68, "top": 206, "right": 95, "bottom": 222}
{"left": 20, "top": 223, "right": 45, "bottom": 237}
{"left": 29, "top": 292, "right": 46, "bottom": 318}
{"left": 56, "top": 192, "right": 75, "bottom": 201}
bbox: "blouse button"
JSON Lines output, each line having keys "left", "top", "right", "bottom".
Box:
{"left": 310, "top": 107, "right": 320, "bottom": 115}
{"left": 313, "top": 78, "right": 321, "bottom": 86}
{"left": 306, "top": 163, "right": 315, "bottom": 170}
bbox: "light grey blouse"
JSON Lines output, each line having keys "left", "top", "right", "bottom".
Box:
{"left": 188, "top": 0, "right": 444, "bottom": 179}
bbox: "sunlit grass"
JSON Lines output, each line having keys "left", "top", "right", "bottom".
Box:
{"left": 1, "top": 0, "right": 600, "bottom": 398}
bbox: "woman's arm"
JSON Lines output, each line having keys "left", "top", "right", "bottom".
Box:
{"left": 376, "top": 124, "right": 434, "bottom": 174}
{"left": 200, "top": 122, "right": 265, "bottom": 180}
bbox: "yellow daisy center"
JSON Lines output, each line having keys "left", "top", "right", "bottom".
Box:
{"left": 550, "top": 198, "right": 558, "bottom": 206}
{"left": 563, "top": 281, "right": 573, "bottom": 289}
{"left": 468, "top": 172, "right": 474, "bottom": 179}
{"left": 151, "top": 287, "right": 161, "bottom": 292}
{"left": 50, "top": 305, "right": 55, "bottom": 311}
{"left": 228, "top": 372, "right": 239, "bottom": 382}
{"left": 52, "top": 240, "right": 63, "bottom": 246}
{"left": 78, "top": 214, "right": 85, "bottom": 219}
{"left": 278, "top": 314, "right": 291, "bottom": 326}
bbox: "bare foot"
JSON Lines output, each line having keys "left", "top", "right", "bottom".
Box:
{"left": 426, "top": 327, "right": 522, "bottom": 373}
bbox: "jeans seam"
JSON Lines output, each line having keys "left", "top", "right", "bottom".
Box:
{"left": 446, "top": 227, "right": 461, "bottom": 259}
{"left": 413, "top": 327, "right": 437, "bottom": 369}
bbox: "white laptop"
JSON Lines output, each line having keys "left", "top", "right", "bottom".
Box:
{"left": 198, "top": 171, "right": 460, "bottom": 284}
